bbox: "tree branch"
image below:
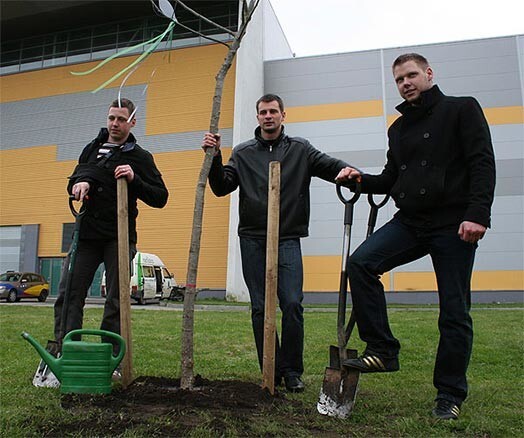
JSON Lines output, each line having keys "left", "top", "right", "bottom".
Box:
{"left": 175, "top": 0, "right": 236, "bottom": 36}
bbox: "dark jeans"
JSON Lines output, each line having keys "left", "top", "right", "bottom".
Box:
{"left": 54, "top": 239, "right": 136, "bottom": 353}
{"left": 240, "top": 237, "right": 304, "bottom": 378}
{"left": 348, "top": 217, "right": 476, "bottom": 404}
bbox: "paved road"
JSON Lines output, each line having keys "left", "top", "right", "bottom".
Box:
{"left": 1, "top": 298, "right": 521, "bottom": 312}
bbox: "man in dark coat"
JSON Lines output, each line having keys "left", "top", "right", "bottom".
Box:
{"left": 335, "top": 53, "right": 496, "bottom": 420}
{"left": 202, "top": 94, "right": 353, "bottom": 392}
{"left": 53, "top": 98, "right": 168, "bottom": 355}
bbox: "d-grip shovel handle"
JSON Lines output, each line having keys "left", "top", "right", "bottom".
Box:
{"left": 69, "top": 195, "right": 87, "bottom": 219}
{"left": 64, "top": 329, "right": 126, "bottom": 372}
{"left": 366, "top": 194, "right": 390, "bottom": 238}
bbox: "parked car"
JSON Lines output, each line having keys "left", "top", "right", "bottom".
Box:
{"left": 101, "top": 252, "right": 180, "bottom": 304}
{"left": 0, "top": 271, "right": 49, "bottom": 303}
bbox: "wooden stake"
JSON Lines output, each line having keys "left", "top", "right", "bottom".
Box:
{"left": 262, "top": 161, "right": 280, "bottom": 395}
{"left": 117, "top": 177, "right": 133, "bottom": 388}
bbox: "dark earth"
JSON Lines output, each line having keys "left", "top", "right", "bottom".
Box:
{"left": 36, "top": 375, "right": 330, "bottom": 437}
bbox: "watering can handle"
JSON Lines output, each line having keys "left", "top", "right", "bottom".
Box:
{"left": 63, "top": 329, "right": 126, "bottom": 370}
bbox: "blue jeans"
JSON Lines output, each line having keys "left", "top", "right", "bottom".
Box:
{"left": 348, "top": 217, "right": 476, "bottom": 404}
{"left": 240, "top": 237, "right": 304, "bottom": 378}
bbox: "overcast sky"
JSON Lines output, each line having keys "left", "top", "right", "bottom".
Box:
{"left": 268, "top": 0, "right": 524, "bottom": 57}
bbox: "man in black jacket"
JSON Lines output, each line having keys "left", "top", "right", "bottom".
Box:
{"left": 202, "top": 94, "right": 352, "bottom": 392}
{"left": 54, "top": 98, "right": 168, "bottom": 354}
{"left": 336, "top": 53, "right": 496, "bottom": 420}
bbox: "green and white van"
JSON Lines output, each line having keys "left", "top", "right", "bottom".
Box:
{"left": 101, "top": 252, "right": 178, "bottom": 304}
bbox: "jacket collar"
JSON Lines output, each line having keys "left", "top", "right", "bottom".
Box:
{"left": 96, "top": 128, "right": 137, "bottom": 152}
{"left": 254, "top": 125, "right": 286, "bottom": 148}
{"left": 395, "top": 85, "right": 444, "bottom": 115}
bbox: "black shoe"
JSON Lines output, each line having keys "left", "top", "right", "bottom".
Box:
{"left": 284, "top": 376, "right": 305, "bottom": 393}
{"left": 432, "top": 399, "right": 460, "bottom": 420}
{"left": 343, "top": 352, "right": 399, "bottom": 373}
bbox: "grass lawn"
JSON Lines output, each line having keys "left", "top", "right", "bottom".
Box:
{"left": 0, "top": 304, "right": 522, "bottom": 437}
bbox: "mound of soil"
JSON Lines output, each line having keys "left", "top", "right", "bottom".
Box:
{"left": 41, "top": 376, "right": 314, "bottom": 437}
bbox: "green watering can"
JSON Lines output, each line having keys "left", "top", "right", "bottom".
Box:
{"left": 22, "top": 329, "right": 125, "bottom": 394}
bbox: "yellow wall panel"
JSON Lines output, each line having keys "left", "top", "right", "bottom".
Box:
{"left": 285, "top": 100, "right": 383, "bottom": 124}
{"left": 0, "top": 146, "right": 77, "bottom": 255}
{"left": 387, "top": 106, "right": 524, "bottom": 127}
{"left": 393, "top": 272, "right": 438, "bottom": 291}
{"left": 302, "top": 256, "right": 390, "bottom": 292}
{"left": 471, "top": 270, "right": 524, "bottom": 290}
{"left": 484, "top": 106, "right": 524, "bottom": 125}
{"left": 0, "top": 45, "right": 233, "bottom": 103}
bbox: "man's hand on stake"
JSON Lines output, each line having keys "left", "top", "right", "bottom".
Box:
{"left": 115, "top": 165, "right": 135, "bottom": 183}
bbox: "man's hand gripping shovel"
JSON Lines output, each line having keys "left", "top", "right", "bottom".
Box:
{"left": 33, "top": 195, "right": 87, "bottom": 387}
{"left": 317, "top": 181, "right": 389, "bottom": 418}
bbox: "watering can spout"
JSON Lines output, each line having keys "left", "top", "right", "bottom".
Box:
{"left": 21, "top": 332, "right": 61, "bottom": 380}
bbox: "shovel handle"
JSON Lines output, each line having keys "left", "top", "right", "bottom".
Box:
{"left": 69, "top": 195, "right": 87, "bottom": 219}
{"left": 366, "top": 194, "right": 390, "bottom": 238}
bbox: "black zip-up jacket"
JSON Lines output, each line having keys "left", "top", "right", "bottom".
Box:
{"left": 360, "top": 85, "right": 496, "bottom": 228}
{"left": 68, "top": 128, "right": 168, "bottom": 243}
{"left": 208, "top": 126, "right": 349, "bottom": 239}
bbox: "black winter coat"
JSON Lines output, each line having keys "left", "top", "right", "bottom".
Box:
{"left": 361, "top": 85, "right": 495, "bottom": 228}
{"left": 68, "top": 129, "right": 168, "bottom": 243}
{"left": 208, "top": 127, "right": 349, "bottom": 239}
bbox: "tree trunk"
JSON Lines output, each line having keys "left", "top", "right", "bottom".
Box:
{"left": 180, "top": 0, "right": 260, "bottom": 390}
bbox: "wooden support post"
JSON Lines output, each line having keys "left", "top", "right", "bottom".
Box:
{"left": 117, "top": 177, "right": 133, "bottom": 388}
{"left": 262, "top": 161, "right": 280, "bottom": 395}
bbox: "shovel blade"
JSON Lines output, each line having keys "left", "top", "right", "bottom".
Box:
{"left": 32, "top": 340, "right": 61, "bottom": 388}
{"left": 317, "top": 366, "right": 360, "bottom": 419}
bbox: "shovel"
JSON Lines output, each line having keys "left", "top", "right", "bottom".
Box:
{"left": 33, "top": 195, "right": 86, "bottom": 388}
{"left": 317, "top": 185, "right": 390, "bottom": 418}
{"left": 317, "top": 182, "right": 361, "bottom": 418}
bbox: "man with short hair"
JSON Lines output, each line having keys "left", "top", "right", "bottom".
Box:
{"left": 54, "top": 98, "right": 168, "bottom": 355}
{"left": 202, "top": 94, "right": 354, "bottom": 392}
{"left": 336, "top": 53, "right": 496, "bottom": 419}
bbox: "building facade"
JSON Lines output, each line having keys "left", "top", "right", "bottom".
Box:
{"left": 1, "top": 1, "right": 522, "bottom": 299}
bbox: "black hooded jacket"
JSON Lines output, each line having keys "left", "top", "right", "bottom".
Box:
{"left": 68, "top": 128, "right": 168, "bottom": 243}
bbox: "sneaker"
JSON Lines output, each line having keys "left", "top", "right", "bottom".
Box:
{"left": 432, "top": 399, "right": 460, "bottom": 420}
{"left": 343, "top": 352, "right": 399, "bottom": 373}
{"left": 284, "top": 375, "right": 305, "bottom": 393}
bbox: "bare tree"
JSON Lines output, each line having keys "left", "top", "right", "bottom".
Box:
{"left": 180, "top": 0, "right": 261, "bottom": 390}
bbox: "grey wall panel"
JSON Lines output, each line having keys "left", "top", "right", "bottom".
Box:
{"left": 265, "top": 51, "right": 383, "bottom": 106}
{"left": 1, "top": 87, "right": 146, "bottom": 155}
{"left": 490, "top": 213, "right": 524, "bottom": 233}
{"left": 0, "top": 226, "right": 21, "bottom": 272}
{"left": 383, "top": 37, "right": 518, "bottom": 68}
{"left": 268, "top": 68, "right": 382, "bottom": 93}
{"left": 383, "top": 37, "right": 522, "bottom": 112}
{"left": 144, "top": 129, "right": 234, "bottom": 154}
{"left": 474, "top": 251, "right": 524, "bottom": 271}
{"left": 265, "top": 51, "right": 381, "bottom": 79}
{"left": 19, "top": 224, "right": 39, "bottom": 273}
{"left": 492, "top": 195, "right": 524, "bottom": 214}
{"left": 496, "top": 177, "right": 524, "bottom": 196}
{"left": 491, "top": 124, "right": 524, "bottom": 144}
